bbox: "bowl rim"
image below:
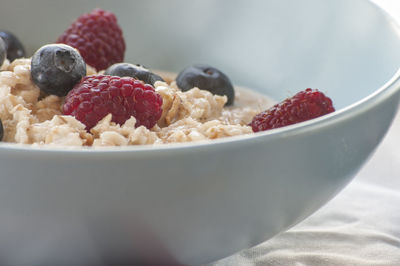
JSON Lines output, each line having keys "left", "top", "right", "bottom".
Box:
{"left": 0, "top": 0, "right": 400, "bottom": 155}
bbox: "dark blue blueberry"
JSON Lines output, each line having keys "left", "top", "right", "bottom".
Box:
{"left": 176, "top": 64, "right": 235, "bottom": 105}
{"left": 104, "top": 63, "right": 164, "bottom": 85}
{"left": 0, "top": 31, "right": 26, "bottom": 62}
{"left": 0, "top": 37, "right": 6, "bottom": 67}
{"left": 31, "top": 44, "right": 86, "bottom": 96}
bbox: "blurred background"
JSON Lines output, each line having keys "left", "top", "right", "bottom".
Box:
{"left": 374, "top": 0, "right": 400, "bottom": 20}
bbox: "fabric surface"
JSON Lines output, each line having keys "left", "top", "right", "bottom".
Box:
{"left": 211, "top": 109, "right": 400, "bottom": 265}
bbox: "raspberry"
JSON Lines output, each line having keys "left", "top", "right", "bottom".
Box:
{"left": 63, "top": 75, "right": 163, "bottom": 130}
{"left": 57, "top": 8, "right": 125, "bottom": 71}
{"left": 251, "top": 88, "right": 335, "bottom": 132}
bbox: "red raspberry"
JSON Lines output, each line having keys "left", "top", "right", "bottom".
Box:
{"left": 63, "top": 75, "right": 163, "bottom": 130}
{"left": 57, "top": 8, "right": 125, "bottom": 71}
{"left": 251, "top": 88, "right": 335, "bottom": 132}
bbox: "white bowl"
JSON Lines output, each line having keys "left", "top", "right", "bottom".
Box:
{"left": 0, "top": 0, "right": 400, "bottom": 265}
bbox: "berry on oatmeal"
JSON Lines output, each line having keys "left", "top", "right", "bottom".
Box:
{"left": 31, "top": 44, "right": 86, "bottom": 96}
{"left": 105, "top": 63, "right": 164, "bottom": 86}
{"left": 0, "top": 37, "right": 6, "bottom": 67}
{"left": 176, "top": 64, "right": 235, "bottom": 106}
{"left": 57, "top": 8, "right": 126, "bottom": 71}
{"left": 251, "top": 88, "right": 335, "bottom": 132}
{"left": 0, "top": 30, "right": 26, "bottom": 62}
{"left": 63, "top": 75, "right": 163, "bottom": 130}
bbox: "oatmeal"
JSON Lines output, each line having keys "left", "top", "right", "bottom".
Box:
{"left": 0, "top": 9, "right": 335, "bottom": 148}
{"left": 0, "top": 59, "right": 273, "bottom": 147}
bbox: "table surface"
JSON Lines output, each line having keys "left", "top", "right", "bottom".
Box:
{"left": 212, "top": 1, "right": 400, "bottom": 265}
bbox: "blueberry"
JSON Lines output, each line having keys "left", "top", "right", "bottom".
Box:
{"left": 0, "top": 31, "right": 26, "bottom": 62}
{"left": 31, "top": 44, "right": 86, "bottom": 96}
{"left": 176, "top": 64, "right": 235, "bottom": 105}
{"left": 104, "top": 63, "right": 164, "bottom": 85}
{"left": 0, "top": 118, "right": 3, "bottom": 141}
{"left": 0, "top": 37, "right": 6, "bottom": 67}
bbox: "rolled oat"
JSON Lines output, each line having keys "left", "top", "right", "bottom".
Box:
{"left": 0, "top": 59, "right": 272, "bottom": 147}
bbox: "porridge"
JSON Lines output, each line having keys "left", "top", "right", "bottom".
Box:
{"left": 0, "top": 58, "right": 272, "bottom": 147}
{"left": 0, "top": 8, "right": 334, "bottom": 148}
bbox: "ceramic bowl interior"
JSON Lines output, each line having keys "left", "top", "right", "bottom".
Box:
{"left": 3, "top": 0, "right": 400, "bottom": 108}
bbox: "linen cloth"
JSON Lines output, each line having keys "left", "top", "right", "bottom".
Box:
{"left": 211, "top": 109, "right": 400, "bottom": 265}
